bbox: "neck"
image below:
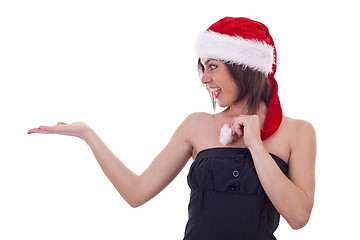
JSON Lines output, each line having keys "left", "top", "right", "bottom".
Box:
{"left": 225, "top": 101, "right": 267, "bottom": 118}
{"left": 225, "top": 101, "right": 249, "bottom": 117}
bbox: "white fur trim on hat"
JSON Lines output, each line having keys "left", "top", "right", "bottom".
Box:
{"left": 194, "top": 30, "right": 275, "bottom": 75}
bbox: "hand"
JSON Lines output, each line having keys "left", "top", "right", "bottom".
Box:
{"left": 230, "top": 115, "right": 263, "bottom": 149}
{"left": 28, "top": 122, "right": 91, "bottom": 139}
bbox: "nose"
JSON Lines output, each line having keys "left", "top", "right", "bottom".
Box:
{"left": 201, "top": 71, "right": 212, "bottom": 85}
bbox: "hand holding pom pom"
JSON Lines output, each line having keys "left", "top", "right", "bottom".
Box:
{"left": 219, "top": 124, "right": 235, "bottom": 145}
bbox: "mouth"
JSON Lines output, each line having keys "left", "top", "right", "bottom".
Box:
{"left": 209, "top": 88, "right": 222, "bottom": 98}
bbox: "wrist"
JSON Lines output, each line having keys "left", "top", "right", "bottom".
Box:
{"left": 248, "top": 140, "right": 266, "bottom": 153}
{"left": 81, "top": 126, "right": 96, "bottom": 142}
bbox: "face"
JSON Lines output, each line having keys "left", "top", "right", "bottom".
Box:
{"left": 200, "top": 58, "right": 239, "bottom": 108}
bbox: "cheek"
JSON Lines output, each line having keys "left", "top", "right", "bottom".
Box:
{"left": 232, "top": 82, "right": 240, "bottom": 96}
{"left": 217, "top": 84, "right": 239, "bottom": 107}
{"left": 226, "top": 81, "right": 240, "bottom": 99}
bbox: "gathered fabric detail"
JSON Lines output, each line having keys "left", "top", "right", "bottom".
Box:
{"left": 184, "top": 147, "right": 288, "bottom": 240}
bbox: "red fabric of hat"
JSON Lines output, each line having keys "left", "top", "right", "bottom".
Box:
{"left": 195, "top": 17, "right": 282, "bottom": 140}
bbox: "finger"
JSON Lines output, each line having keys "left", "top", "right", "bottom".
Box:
{"left": 27, "top": 128, "right": 37, "bottom": 134}
{"left": 234, "top": 127, "right": 243, "bottom": 138}
{"left": 27, "top": 128, "right": 45, "bottom": 134}
{"left": 57, "top": 122, "right": 67, "bottom": 125}
{"left": 233, "top": 121, "right": 245, "bottom": 138}
{"left": 229, "top": 123, "right": 236, "bottom": 136}
{"left": 230, "top": 119, "right": 240, "bottom": 134}
{"left": 40, "top": 125, "right": 63, "bottom": 134}
{"left": 28, "top": 126, "right": 54, "bottom": 134}
{"left": 231, "top": 115, "right": 250, "bottom": 137}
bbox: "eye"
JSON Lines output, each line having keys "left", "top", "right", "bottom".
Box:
{"left": 209, "top": 64, "right": 217, "bottom": 70}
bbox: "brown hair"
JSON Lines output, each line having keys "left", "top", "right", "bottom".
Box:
{"left": 198, "top": 59, "right": 272, "bottom": 114}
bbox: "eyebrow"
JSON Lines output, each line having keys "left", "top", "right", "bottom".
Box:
{"left": 203, "top": 58, "right": 217, "bottom": 66}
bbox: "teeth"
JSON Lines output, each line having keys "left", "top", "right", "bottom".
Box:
{"left": 214, "top": 88, "right": 222, "bottom": 98}
{"left": 209, "top": 88, "right": 219, "bottom": 92}
{"left": 208, "top": 87, "right": 221, "bottom": 94}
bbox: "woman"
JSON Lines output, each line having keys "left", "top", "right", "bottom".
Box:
{"left": 28, "top": 17, "right": 316, "bottom": 239}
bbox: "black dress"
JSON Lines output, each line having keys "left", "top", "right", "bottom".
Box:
{"left": 184, "top": 148, "right": 288, "bottom": 240}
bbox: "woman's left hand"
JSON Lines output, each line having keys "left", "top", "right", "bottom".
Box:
{"left": 230, "top": 115, "right": 262, "bottom": 149}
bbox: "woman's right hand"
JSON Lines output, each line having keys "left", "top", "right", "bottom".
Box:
{"left": 28, "top": 122, "right": 91, "bottom": 139}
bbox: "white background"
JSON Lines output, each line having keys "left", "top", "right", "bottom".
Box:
{"left": 1, "top": 0, "right": 359, "bottom": 239}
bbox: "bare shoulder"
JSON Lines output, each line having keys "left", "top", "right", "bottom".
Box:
{"left": 281, "top": 116, "right": 317, "bottom": 162}
{"left": 175, "top": 112, "right": 212, "bottom": 135}
{"left": 175, "top": 112, "right": 215, "bottom": 147}
{"left": 282, "top": 116, "right": 316, "bottom": 140}
{"left": 182, "top": 112, "right": 213, "bottom": 127}
{"left": 186, "top": 112, "right": 214, "bottom": 120}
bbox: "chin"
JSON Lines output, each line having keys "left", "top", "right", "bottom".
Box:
{"left": 217, "top": 101, "right": 229, "bottom": 108}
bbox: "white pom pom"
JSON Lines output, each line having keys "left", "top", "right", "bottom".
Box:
{"left": 219, "top": 124, "right": 235, "bottom": 145}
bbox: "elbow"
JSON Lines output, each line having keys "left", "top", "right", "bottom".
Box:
{"left": 288, "top": 211, "right": 311, "bottom": 230}
{"left": 129, "top": 201, "right": 141, "bottom": 208}
{"left": 128, "top": 198, "right": 145, "bottom": 208}
{"left": 125, "top": 193, "right": 148, "bottom": 208}
{"left": 115, "top": 177, "right": 146, "bottom": 208}
{"left": 286, "top": 198, "right": 314, "bottom": 230}
{"left": 289, "top": 220, "right": 308, "bottom": 230}
{"left": 126, "top": 196, "right": 145, "bottom": 208}
{"left": 114, "top": 189, "right": 144, "bottom": 208}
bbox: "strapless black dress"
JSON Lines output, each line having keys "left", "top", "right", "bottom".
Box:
{"left": 183, "top": 148, "right": 288, "bottom": 240}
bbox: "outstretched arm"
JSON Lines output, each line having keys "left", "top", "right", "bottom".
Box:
{"left": 28, "top": 117, "right": 193, "bottom": 208}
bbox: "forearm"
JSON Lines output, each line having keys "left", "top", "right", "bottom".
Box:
{"left": 29, "top": 118, "right": 193, "bottom": 208}
{"left": 82, "top": 128, "right": 141, "bottom": 207}
{"left": 249, "top": 144, "right": 313, "bottom": 229}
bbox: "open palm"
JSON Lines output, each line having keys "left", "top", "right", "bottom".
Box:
{"left": 28, "top": 122, "right": 90, "bottom": 139}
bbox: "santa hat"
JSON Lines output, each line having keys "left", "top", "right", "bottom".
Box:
{"left": 195, "top": 17, "right": 282, "bottom": 141}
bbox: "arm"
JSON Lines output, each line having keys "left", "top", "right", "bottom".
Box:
{"left": 28, "top": 116, "right": 193, "bottom": 208}
{"left": 231, "top": 116, "right": 316, "bottom": 229}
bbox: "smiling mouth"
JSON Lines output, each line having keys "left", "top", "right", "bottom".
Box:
{"left": 209, "top": 88, "right": 222, "bottom": 98}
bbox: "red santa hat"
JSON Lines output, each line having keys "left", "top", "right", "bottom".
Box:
{"left": 195, "top": 17, "right": 282, "bottom": 141}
